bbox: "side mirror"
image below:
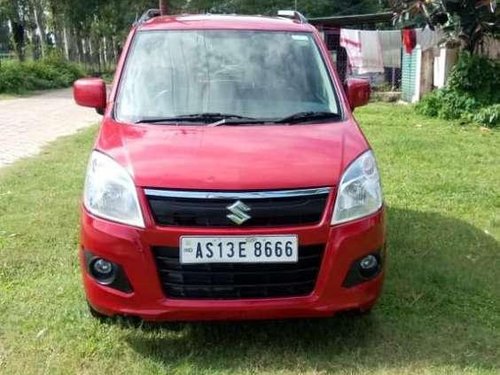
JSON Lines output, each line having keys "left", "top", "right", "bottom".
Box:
{"left": 73, "top": 78, "right": 107, "bottom": 115}
{"left": 345, "top": 78, "right": 371, "bottom": 110}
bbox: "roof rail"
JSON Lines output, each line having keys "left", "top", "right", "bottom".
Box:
{"left": 134, "top": 9, "right": 161, "bottom": 26}
{"left": 277, "top": 10, "right": 308, "bottom": 24}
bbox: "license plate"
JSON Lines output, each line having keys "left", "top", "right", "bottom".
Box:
{"left": 180, "top": 235, "right": 298, "bottom": 264}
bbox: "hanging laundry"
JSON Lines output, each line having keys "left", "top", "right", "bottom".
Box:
{"left": 402, "top": 28, "right": 417, "bottom": 54}
{"left": 340, "top": 28, "right": 362, "bottom": 70}
{"left": 340, "top": 29, "right": 384, "bottom": 74}
{"left": 358, "top": 31, "right": 384, "bottom": 74}
{"left": 378, "top": 30, "right": 402, "bottom": 68}
{"left": 417, "top": 27, "right": 443, "bottom": 53}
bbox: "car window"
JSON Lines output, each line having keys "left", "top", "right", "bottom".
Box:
{"left": 115, "top": 30, "right": 340, "bottom": 123}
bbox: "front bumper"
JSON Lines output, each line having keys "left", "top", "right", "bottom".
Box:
{"left": 80, "top": 205, "right": 386, "bottom": 322}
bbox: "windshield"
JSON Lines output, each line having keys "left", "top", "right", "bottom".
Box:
{"left": 115, "top": 30, "right": 341, "bottom": 124}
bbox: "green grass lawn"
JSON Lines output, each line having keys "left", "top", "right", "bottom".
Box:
{"left": 0, "top": 103, "right": 499, "bottom": 374}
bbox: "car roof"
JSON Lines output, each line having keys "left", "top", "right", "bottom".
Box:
{"left": 138, "top": 14, "right": 316, "bottom": 32}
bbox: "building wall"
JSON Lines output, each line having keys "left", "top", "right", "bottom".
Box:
{"left": 420, "top": 49, "right": 434, "bottom": 96}
{"left": 433, "top": 48, "right": 459, "bottom": 89}
{"left": 401, "top": 48, "right": 419, "bottom": 102}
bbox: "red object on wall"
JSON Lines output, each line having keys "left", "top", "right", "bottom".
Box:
{"left": 402, "top": 28, "right": 417, "bottom": 54}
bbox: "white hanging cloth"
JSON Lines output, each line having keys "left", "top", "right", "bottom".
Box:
{"left": 340, "top": 29, "right": 384, "bottom": 74}
{"left": 378, "top": 30, "right": 402, "bottom": 68}
{"left": 358, "top": 31, "right": 384, "bottom": 74}
{"left": 340, "top": 29, "right": 362, "bottom": 69}
{"left": 417, "top": 27, "right": 444, "bottom": 53}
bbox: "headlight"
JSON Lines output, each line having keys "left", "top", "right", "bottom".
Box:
{"left": 84, "top": 151, "right": 145, "bottom": 228}
{"left": 332, "top": 150, "right": 383, "bottom": 225}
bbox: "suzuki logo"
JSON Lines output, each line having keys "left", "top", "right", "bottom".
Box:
{"left": 226, "top": 200, "right": 251, "bottom": 225}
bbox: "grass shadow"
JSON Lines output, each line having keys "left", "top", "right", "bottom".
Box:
{"left": 124, "top": 207, "right": 499, "bottom": 373}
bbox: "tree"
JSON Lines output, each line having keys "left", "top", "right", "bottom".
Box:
{"left": 0, "top": 0, "right": 387, "bottom": 65}
{"left": 391, "top": 0, "right": 499, "bottom": 53}
{"left": 0, "top": 0, "right": 27, "bottom": 60}
{"left": 173, "top": 0, "right": 381, "bottom": 17}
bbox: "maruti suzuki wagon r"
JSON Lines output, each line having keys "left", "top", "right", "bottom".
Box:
{"left": 73, "top": 11, "right": 385, "bottom": 321}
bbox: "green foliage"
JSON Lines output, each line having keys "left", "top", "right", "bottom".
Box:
{"left": 1, "top": 0, "right": 386, "bottom": 68}
{"left": 0, "top": 57, "right": 84, "bottom": 94}
{"left": 416, "top": 53, "right": 500, "bottom": 128}
{"left": 0, "top": 61, "right": 24, "bottom": 92}
{"left": 391, "top": 0, "right": 499, "bottom": 53}
{"left": 447, "top": 52, "right": 500, "bottom": 105}
{"left": 471, "top": 104, "right": 500, "bottom": 128}
{"left": 178, "top": 0, "right": 380, "bottom": 17}
{"left": 415, "top": 89, "right": 441, "bottom": 117}
{"left": 416, "top": 88, "right": 479, "bottom": 120}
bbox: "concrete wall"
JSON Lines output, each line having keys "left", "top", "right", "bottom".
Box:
{"left": 433, "top": 48, "right": 459, "bottom": 89}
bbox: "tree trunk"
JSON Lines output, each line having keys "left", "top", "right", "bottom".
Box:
{"left": 27, "top": 2, "right": 41, "bottom": 60}
{"left": 50, "top": 2, "right": 65, "bottom": 56}
{"left": 75, "top": 29, "right": 85, "bottom": 64}
{"left": 32, "top": 0, "right": 47, "bottom": 58}
{"left": 62, "top": 27, "right": 70, "bottom": 60}
{"left": 11, "top": 22, "right": 26, "bottom": 62}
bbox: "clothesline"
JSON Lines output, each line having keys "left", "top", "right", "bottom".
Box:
{"left": 338, "top": 27, "right": 444, "bottom": 74}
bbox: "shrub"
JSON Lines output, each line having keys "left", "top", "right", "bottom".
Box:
{"left": 0, "top": 57, "right": 85, "bottom": 94}
{"left": 0, "top": 62, "right": 25, "bottom": 93}
{"left": 471, "top": 104, "right": 500, "bottom": 128}
{"left": 447, "top": 53, "right": 500, "bottom": 105}
{"left": 416, "top": 90, "right": 441, "bottom": 117}
{"left": 417, "top": 52, "right": 500, "bottom": 126}
{"left": 416, "top": 88, "right": 480, "bottom": 120}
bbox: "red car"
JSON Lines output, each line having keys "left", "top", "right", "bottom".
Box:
{"left": 73, "top": 11, "right": 385, "bottom": 322}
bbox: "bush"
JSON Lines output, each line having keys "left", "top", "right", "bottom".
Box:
{"left": 0, "top": 62, "right": 25, "bottom": 93}
{"left": 471, "top": 104, "right": 500, "bottom": 128}
{"left": 416, "top": 88, "right": 480, "bottom": 120}
{"left": 447, "top": 53, "right": 500, "bottom": 105}
{"left": 0, "top": 57, "right": 85, "bottom": 94}
{"left": 416, "top": 90, "right": 441, "bottom": 117}
{"left": 416, "top": 52, "right": 500, "bottom": 127}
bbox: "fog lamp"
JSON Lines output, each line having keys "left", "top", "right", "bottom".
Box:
{"left": 90, "top": 258, "right": 116, "bottom": 283}
{"left": 359, "top": 255, "right": 379, "bottom": 278}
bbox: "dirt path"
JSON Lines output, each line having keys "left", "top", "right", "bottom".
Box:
{"left": 0, "top": 88, "right": 100, "bottom": 168}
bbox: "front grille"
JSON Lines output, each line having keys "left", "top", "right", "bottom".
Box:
{"left": 145, "top": 188, "right": 330, "bottom": 227}
{"left": 152, "top": 244, "right": 325, "bottom": 299}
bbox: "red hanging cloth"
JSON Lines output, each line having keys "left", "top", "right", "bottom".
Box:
{"left": 402, "top": 28, "right": 417, "bottom": 54}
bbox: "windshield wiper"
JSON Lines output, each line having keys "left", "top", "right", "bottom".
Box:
{"left": 134, "top": 113, "right": 256, "bottom": 125}
{"left": 208, "top": 117, "right": 274, "bottom": 127}
{"left": 274, "top": 111, "right": 342, "bottom": 125}
{"left": 134, "top": 112, "right": 341, "bottom": 126}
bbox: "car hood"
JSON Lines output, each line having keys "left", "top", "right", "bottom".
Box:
{"left": 96, "top": 119, "right": 368, "bottom": 190}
